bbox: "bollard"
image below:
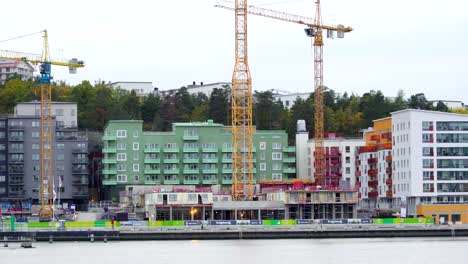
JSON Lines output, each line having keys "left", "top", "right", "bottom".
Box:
{"left": 49, "top": 235, "right": 53, "bottom": 243}
{"left": 90, "top": 234, "right": 94, "bottom": 243}
{"left": 3, "top": 236, "right": 8, "bottom": 247}
{"left": 104, "top": 235, "right": 108, "bottom": 243}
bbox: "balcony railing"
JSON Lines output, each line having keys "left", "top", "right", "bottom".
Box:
{"left": 9, "top": 179, "right": 25, "bottom": 185}
{"left": 283, "top": 167, "right": 296, "bottom": 174}
{"left": 8, "top": 136, "right": 24, "bottom": 141}
{"left": 163, "top": 148, "right": 179, "bottom": 153}
{"left": 386, "top": 155, "right": 393, "bottom": 162}
{"left": 283, "top": 147, "right": 295, "bottom": 153}
{"left": 102, "top": 148, "right": 117, "bottom": 153}
{"left": 368, "top": 191, "right": 378, "bottom": 198}
{"left": 368, "top": 180, "right": 378, "bottom": 187}
{"left": 386, "top": 190, "right": 393, "bottom": 197}
{"left": 183, "top": 147, "right": 199, "bottom": 153}
{"left": 222, "top": 179, "right": 233, "bottom": 185}
{"left": 183, "top": 135, "right": 199, "bottom": 141}
{"left": 202, "top": 147, "right": 218, "bottom": 153}
{"left": 144, "top": 169, "right": 160, "bottom": 174}
{"left": 386, "top": 167, "right": 393, "bottom": 174}
{"left": 368, "top": 157, "right": 378, "bottom": 164}
{"left": 386, "top": 178, "right": 393, "bottom": 185}
{"left": 183, "top": 158, "right": 199, "bottom": 163}
{"left": 282, "top": 157, "right": 296, "bottom": 163}
{"left": 202, "top": 158, "right": 218, "bottom": 163}
{"left": 144, "top": 148, "right": 160, "bottom": 153}
{"left": 222, "top": 158, "right": 232, "bottom": 163}
{"left": 202, "top": 179, "right": 219, "bottom": 185}
{"left": 163, "top": 169, "right": 180, "bottom": 174}
{"left": 202, "top": 168, "right": 218, "bottom": 174}
{"left": 74, "top": 168, "right": 89, "bottom": 174}
{"left": 368, "top": 169, "right": 378, "bottom": 175}
{"left": 103, "top": 135, "right": 116, "bottom": 141}
{"left": 9, "top": 159, "right": 24, "bottom": 164}
{"left": 72, "top": 159, "right": 88, "bottom": 164}
{"left": 183, "top": 168, "right": 199, "bottom": 174}
{"left": 144, "top": 158, "right": 160, "bottom": 164}
{"left": 102, "top": 179, "right": 117, "bottom": 185}
{"left": 102, "top": 158, "right": 116, "bottom": 164}
{"left": 325, "top": 172, "right": 342, "bottom": 178}
{"left": 183, "top": 179, "right": 200, "bottom": 185}
{"left": 356, "top": 171, "right": 361, "bottom": 177}
{"left": 163, "top": 158, "right": 179, "bottom": 164}
{"left": 163, "top": 179, "right": 180, "bottom": 185}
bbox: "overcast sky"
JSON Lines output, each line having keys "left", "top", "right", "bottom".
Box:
{"left": 1, "top": 0, "right": 467, "bottom": 101}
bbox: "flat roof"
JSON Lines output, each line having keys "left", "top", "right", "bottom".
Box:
{"left": 391, "top": 108, "right": 468, "bottom": 117}
{"left": 17, "top": 101, "right": 77, "bottom": 105}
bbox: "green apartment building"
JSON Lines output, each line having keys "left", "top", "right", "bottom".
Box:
{"left": 102, "top": 120, "right": 296, "bottom": 198}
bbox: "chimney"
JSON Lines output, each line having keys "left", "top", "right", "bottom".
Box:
{"left": 192, "top": 81, "right": 196, "bottom": 85}
{"left": 201, "top": 81, "right": 204, "bottom": 86}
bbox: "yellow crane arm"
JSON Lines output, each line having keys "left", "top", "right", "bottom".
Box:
{"left": 0, "top": 49, "right": 85, "bottom": 68}
{"left": 214, "top": 1, "right": 352, "bottom": 32}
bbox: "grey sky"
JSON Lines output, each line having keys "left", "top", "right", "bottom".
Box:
{"left": 1, "top": 0, "right": 467, "bottom": 102}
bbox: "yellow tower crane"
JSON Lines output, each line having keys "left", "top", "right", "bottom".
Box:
{"left": 231, "top": 0, "right": 255, "bottom": 200}
{"left": 0, "top": 30, "right": 85, "bottom": 220}
{"left": 215, "top": 1, "right": 352, "bottom": 187}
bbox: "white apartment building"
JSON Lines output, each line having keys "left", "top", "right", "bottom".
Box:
{"left": 358, "top": 109, "right": 468, "bottom": 222}
{"left": 273, "top": 92, "right": 311, "bottom": 109}
{"left": 0, "top": 59, "right": 34, "bottom": 85}
{"left": 430, "top": 100, "right": 465, "bottom": 110}
{"left": 108, "top": 81, "right": 157, "bottom": 96}
{"left": 161, "top": 82, "right": 231, "bottom": 97}
{"left": 295, "top": 120, "right": 365, "bottom": 188}
{"left": 14, "top": 101, "right": 78, "bottom": 128}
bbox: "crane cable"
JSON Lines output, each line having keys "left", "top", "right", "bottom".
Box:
{"left": 0, "top": 30, "right": 44, "bottom": 44}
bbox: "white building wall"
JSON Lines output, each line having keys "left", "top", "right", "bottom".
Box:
{"left": 109, "top": 82, "right": 155, "bottom": 96}
{"left": 0, "top": 60, "right": 34, "bottom": 84}
{"left": 274, "top": 93, "right": 311, "bottom": 109}
{"left": 14, "top": 102, "right": 78, "bottom": 127}
{"left": 297, "top": 137, "right": 365, "bottom": 185}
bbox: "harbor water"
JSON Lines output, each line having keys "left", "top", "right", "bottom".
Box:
{"left": 0, "top": 237, "right": 466, "bottom": 264}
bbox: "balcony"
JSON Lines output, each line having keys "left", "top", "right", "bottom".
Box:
{"left": 9, "top": 190, "right": 26, "bottom": 197}
{"left": 183, "top": 148, "right": 199, "bottom": 153}
{"left": 183, "top": 135, "right": 199, "bottom": 141}
{"left": 324, "top": 172, "right": 342, "bottom": 178}
{"left": 356, "top": 181, "right": 361, "bottom": 188}
{"left": 102, "top": 179, "right": 117, "bottom": 185}
{"left": 72, "top": 180, "right": 89, "bottom": 185}
{"left": 9, "top": 159, "right": 24, "bottom": 164}
{"left": 144, "top": 179, "right": 158, "bottom": 185}
{"left": 222, "top": 179, "right": 233, "bottom": 185}
{"left": 72, "top": 192, "right": 89, "bottom": 198}
{"left": 73, "top": 147, "right": 88, "bottom": 153}
{"left": 202, "top": 168, "right": 218, "bottom": 174}
{"left": 368, "top": 169, "right": 378, "bottom": 176}
{"left": 368, "top": 157, "right": 378, "bottom": 164}
{"left": 326, "top": 161, "right": 341, "bottom": 167}
{"left": 386, "top": 167, "right": 393, "bottom": 174}
{"left": 163, "top": 158, "right": 179, "bottom": 164}
{"left": 183, "top": 179, "right": 200, "bottom": 185}
{"left": 164, "top": 179, "right": 180, "bottom": 185}
{"left": 368, "top": 191, "right": 378, "bottom": 198}
{"left": 102, "top": 158, "right": 116, "bottom": 164}
{"left": 8, "top": 148, "right": 24, "bottom": 153}
{"left": 222, "top": 147, "right": 233, "bottom": 153}
{"left": 283, "top": 167, "right": 296, "bottom": 174}
{"left": 9, "top": 169, "right": 24, "bottom": 174}
{"left": 222, "top": 158, "right": 232, "bottom": 163}
{"left": 368, "top": 180, "right": 378, "bottom": 187}
{"left": 202, "top": 147, "right": 218, "bottom": 153}
{"left": 202, "top": 158, "right": 218, "bottom": 163}
{"left": 356, "top": 159, "right": 361, "bottom": 166}
{"left": 283, "top": 147, "right": 295, "bottom": 153}
{"left": 8, "top": 125, "right": 24, "bottom": 130}
{"left": 325, "top": 151, "right": 341, "bottom": 157}
{"left": 222, "top": 168, "right": 233, "bottom": 174}
{"left": 9, "top": 179, "right": 24, "bottom": 185}
{"left": 8, "top": 136, "right": 24, "bottom": 141}
{"left": 72, "top": 159, "right": 88, "bottom": 164}
{"left": 102, "top": 148, "right": 117, "bottom": 153}
{"left": 386, "top": 190, "right": 393, "bottom": 197}
{"left": 183, "top": 168, "right": 199, "bottom": 174}
{"left": 163, "top": 148, "right": 179, "bottom": 153}
{"left": 202, "top": 179, "right": 219, "bottom": 185}
{"left": 73, "top": 168, "right": 89, "bottom": 174}
{"left": 144, "top": 148, "right": 160, "bottom": 153}
{"left": 386, "top": 155, "right": 393, "bottom": 162}
{"left": 183, "top": 158, "right": 198, "bottom": 163}
{"left": 102, "top": 169, "right": 117, "bottom": 174}
{"left": 386, "top": 178, "right": 393, "bottom": 185}
{"left": 282, "top": 157, "right": 296, "bottom": 163}
{"left": 163, "top": 169, "right": 180, "bottom": 174}
{"left": 144, "top": 169, "right": 161, "bottom": 174}
{"left": 356, "top": 171, "right": 361, "bottom": 177}
{"left": 103, "top": 135, "right": 116, "bottom": 141}
{"left": 144, "top": 158, "right": 160, "bottom": 164}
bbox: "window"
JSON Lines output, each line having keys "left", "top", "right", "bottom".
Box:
{"left": 184, "top": 130, "right": 198, "bottom": 137}
{"left": 33, "top": 175, "right": 39, "bottom": 181}
{"left": 145, "top": 143, "right": 159, "bottom": 150}
{"left": 133, "top": 130, "right": 139, "bottom": 137}
{"left": 272, "top": 173, "right": 282, "bottom": 181}
{"left": 133, "top": 164, "right": 139, "bottom": 172}
{"left": 57, "top": 143, "right": 65, "bottom": 150}
{"left": 272, "top": 142, "right": 281, "bottom": 150}
{"left": 32, "top": 154, "right": 40, "bottom": 161}
{"left": 184, "top": 142, "right": 198, "bottom": 148}
{"left": 117, "top": 174, "right": 127, "bottom": 182}
{"left": 116, "top": 130, "right": 127, "bottom": 138}
{"left": 0, "top": 132, "right": 4, "bottom": 139}
{"left": 71, "top": 121, "right": 76, "bottom": 127}
{"left": 57, "top": 154, "right": 64, "bottom": 161}
{"left": 33, "top": 165, "right": 40, "bottom": 171}
{"left": 32, "top": 131, "right": 40, "bottom": 138}
{"left": 422, "top": 134, "right": 433, "bottom": 143}
{"left": 133, "top": 143, "right": 139, "bottom": 150}
{"left": 437, "top": 122, "right": 468, "bottom": 131}
{"left": 272, "top": 152, "right": 282, "bottom": 160}
{"left": 56, "top": 109, "right": 64, "bottom": 116}
{"left": 117, "top": 153, "right": 127, "bottom": 161}
{"left": 0, "top": 176, "right": 5, "bottom": 182}
{"left": 260, "top": 163, "right": 266, "bottom": 171}
{"left": 0, "top": 154, "right": 4, "bottom": 161}
{"left": 202, "top": 143, "right": 216, "bottom": 149}
{"left": 260, "top": 152, "right": 266, "bottom": 160}
{"left": 71, "top": 109, "right": 76, "bottom": 116}
{"left": 346, "top": 157, "right": 350, "bottom": 164}
{"left": 223, "top": 142, "right": 232, "bottom": 149}
{"left": 346, "top": 167, "right": 351, "bottom": 174}
{"left": 133, "top": 151, "right": 139, "bottom": 161}
{"left": 56, "top": 165, "right": 64, "bottom": 171}
{"left": 56, "top": 121, "right": 65, "bottom": 127}
{"left": 117, "top": 164, "right": 126, "bottom": 171}
{"left": 345, "top": 146, "right": 350, "bottom": 153}
{"left": 259, "top": 142, "right": 266, "bottom": 150}
{"left": 164, "top": 143, "right": 177, "bottom": 148}
{"left": 0, "top": 144, "right": 4, "bottom": 150}
{"left": 117, "top": 143, "right": 126, "bottom": 150}
{"left": 272, "top": 163, "right": 281, "bottom": 171}
{"left": 423, "top": 159, "right": 434, "bottom": 169}
{"left": 422, "top": 147, "right": 433, "bottom": 156}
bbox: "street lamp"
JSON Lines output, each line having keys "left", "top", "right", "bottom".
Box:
{"left": 190, "top": 208, "right": 198, "bottom": 220}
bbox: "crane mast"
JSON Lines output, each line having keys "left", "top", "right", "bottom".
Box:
{"left": 313, "top": 0, "right": 325, "bottom": 187}
{"left": 215, "top": 0, "right": 351, "bottom": 187}
{"left": 231, "top": 0, "right": 254, "bottom": 200}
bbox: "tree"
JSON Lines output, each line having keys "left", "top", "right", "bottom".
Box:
{"left": 125, "top": 90, "right": 141, "bottom": 119}
{"left": 0, "top": 79, "right": 35, "bottom": 113}
{"left": 141, "top": 93, "right": 161, "bottom": 129}
{"left": 208, "top": 87, "right": 230, "bottom": 125}
{"left": 434, "top": 101, "right": 449, "bottom": 112}
{"left": 408, "top": 93, "right": 432, "bottom": 110}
